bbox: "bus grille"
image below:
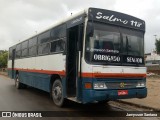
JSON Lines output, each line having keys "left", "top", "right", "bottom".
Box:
{"left": 105, "top": 82, "right": 138, "bottom": 89}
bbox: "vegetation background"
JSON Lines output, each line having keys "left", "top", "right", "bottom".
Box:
{"left": 0, "top": 50, "right": 8, "bottom": 69}
{"left": 155, "top": 38, "right": 160, "bottom": 54}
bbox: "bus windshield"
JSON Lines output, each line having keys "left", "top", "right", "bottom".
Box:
{"left": 85, "top": 22, "right": 144, "bottom": 66}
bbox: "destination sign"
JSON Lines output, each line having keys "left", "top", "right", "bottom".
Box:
{"left": 88, "top": 8, "right": 145, "bottom": 31}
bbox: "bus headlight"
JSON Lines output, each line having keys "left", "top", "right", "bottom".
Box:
{"left": 136, "top": 81, "right": 146, "bottom": 88}
{"left": 94, "top": 82, "right": 107, "bottom": 89}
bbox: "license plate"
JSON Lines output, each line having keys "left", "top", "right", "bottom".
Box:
{"left": 118, "top": 90, "right": 128, "bottom": 96}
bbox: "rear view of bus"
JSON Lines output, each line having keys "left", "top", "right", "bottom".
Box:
{"left": 82, "top": 8, "right": 147, "bottom": 103}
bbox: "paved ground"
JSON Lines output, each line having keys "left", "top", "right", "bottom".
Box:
{"left": 0, "top": 74, "right": 159, "bottom": 120}
{"left": 120, "top": 75, "right": 160, "bottom": 111}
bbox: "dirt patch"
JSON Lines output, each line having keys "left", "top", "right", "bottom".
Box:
{"left": 120, "top": 75, "right": 160, "bottom": 110}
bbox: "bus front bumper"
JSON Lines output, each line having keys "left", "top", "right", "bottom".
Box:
{"left": 82, "top": 88, "right": 147, "bottom": 104}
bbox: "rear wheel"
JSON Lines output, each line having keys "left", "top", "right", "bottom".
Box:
{"left": 52, "top": 79, "right": 65, "bottom": 107}
{"left": 15, "top": 74, "right": 22, "bottom": 89}
{"left": 15, "top": 74, "right": 27, "bottom": 89}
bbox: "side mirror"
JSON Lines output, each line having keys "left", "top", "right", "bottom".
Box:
{"left": 86, "top": 22, "right": 94, "bottom": 37}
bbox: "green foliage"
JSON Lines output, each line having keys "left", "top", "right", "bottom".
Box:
{"left": 155, "top": 39, "right": 160, "bottom": 54}
{"left": 0, "top": 50, "right": 8, "bottom": 68}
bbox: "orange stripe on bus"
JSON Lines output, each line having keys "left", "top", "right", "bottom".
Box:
{"left": 8, "top": 68, "right": 65, "bottom": 75}
{"left": 8, "top": 68, "right": 146, "bottom": 78}
{"left": 81, "top": 72, "right": 146, "bottom": 78}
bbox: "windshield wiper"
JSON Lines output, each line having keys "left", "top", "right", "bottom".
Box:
{"left": 126, "top": 36, "right": 129, "bottom": 55}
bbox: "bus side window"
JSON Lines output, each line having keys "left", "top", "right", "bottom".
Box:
{"left": 50, "top": 41, "right": 57, "bottom": 52}
{"left": 38, "top": 43, "right": 50, "bottom": 55}
{"left": 22, "top": 49, "right": 28, "bottom": 57}
{"left": 51, "top": 24, "right": 66, "bottom": 40}
{"left": 16, "top": 51, "right": 21, "bottom": 59}
{"left": 38, "top": 30, "right": 50, "bottom": 44}
{"left": 16, "top": 43, "right": 22, "bottom": 59}
{"left": 58, "top": 39, "right": 65, "bottom": 51}
{"left": 50, "top": 39, "right": 65, "bottom": 53}
{"left": 9, "top": 47, "right": 12, "bottom": 60}
{"left": 29, "top": 37, "right": 37, "bottom": 57}
{"left": 21, "top": 40, "right": 28, "bottom": 57}
{"left": 29, "top": 46, "right": 37, "bottom": 56}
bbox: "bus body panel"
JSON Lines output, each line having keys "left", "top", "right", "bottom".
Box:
{"left": 8, "top": 54, "right": 66, "bottom": 92}
{"left": 10, "top": 54, "right": 65, "bottom": 71}
{"left": 82, "top": 87, "right": 147, "bottom": 103}
{"left": 80, "top": 57, "right": 146, "bottom": 103}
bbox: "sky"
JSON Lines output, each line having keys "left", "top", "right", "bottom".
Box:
{"left": 0, "top": 0, "right": 160, "bottom": 53}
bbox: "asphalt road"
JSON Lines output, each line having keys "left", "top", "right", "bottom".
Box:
{"left": 0, "top": 75, "right": 159, "bottom": 120}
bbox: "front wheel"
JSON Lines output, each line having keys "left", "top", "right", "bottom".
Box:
{"left": 52, "top": 79, "right": 66, "bottom": 107}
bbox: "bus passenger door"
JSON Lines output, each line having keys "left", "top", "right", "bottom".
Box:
{"left": 11, "top": 49, "right": 15, "bottom": 79}
{"left": 66, "top": 24, "right": 83, "bottom": 98}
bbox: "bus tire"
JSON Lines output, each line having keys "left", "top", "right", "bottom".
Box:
{"left": 15, "top": 74, "right": 27, "bottom": 89}
{"left": 52, "top": 79, "right": 65, "bottom": 107}
{"left": 98, "top": 100, "right": 109, "bottom": 105}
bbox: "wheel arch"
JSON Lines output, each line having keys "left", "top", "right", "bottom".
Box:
{"left": 50, "top": 74, "right": 67, "bottom": 107}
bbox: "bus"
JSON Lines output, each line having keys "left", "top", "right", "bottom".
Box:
{"left": 8, "top": 7, "right": 147, "bottom": 107}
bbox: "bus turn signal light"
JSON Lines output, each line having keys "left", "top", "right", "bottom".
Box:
{"left": 85, "top": 83, "right": 92, "bottom": 89}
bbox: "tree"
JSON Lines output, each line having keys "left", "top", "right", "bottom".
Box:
{"left": 0, "top": 50, "right": 8, "bottom": 68}
{"left": 155, "top": 38, "right": 160, "bottom": 54}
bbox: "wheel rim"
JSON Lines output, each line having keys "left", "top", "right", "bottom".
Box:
{"left": 52, "top": 82, "right": 63, "bottom": 105}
